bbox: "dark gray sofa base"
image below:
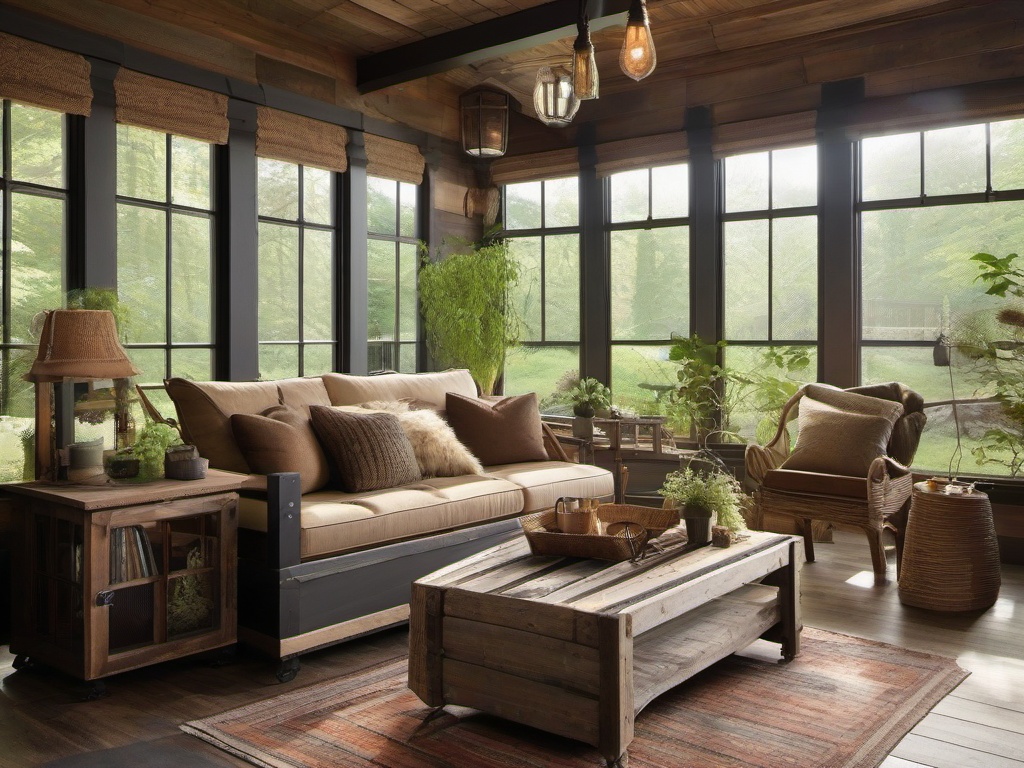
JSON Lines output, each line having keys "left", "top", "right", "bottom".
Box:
{"left": 236, "top": 473, "right": 523, "bottom": 679}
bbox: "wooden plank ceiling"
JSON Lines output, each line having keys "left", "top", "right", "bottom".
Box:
{"left": 5, "top": 0, "right": 1024, "bottom": 152}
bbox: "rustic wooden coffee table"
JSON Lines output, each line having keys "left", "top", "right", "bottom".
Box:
{"left": 409, "top": 529, "right": 801, "bottom": 767}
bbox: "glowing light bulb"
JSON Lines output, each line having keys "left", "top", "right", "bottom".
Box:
{"left": 620, "top": 0, "right": 656, "bottom": 81}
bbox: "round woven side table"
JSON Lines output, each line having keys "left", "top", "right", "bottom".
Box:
{"left": 898, "top": 482, "right": 1001, "bottom": 611}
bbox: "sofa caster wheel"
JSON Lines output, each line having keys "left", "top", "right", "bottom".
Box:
{"left": 81, "top": 680, "right": 107, "bottom": 701}
{"left": 276, "top": 658, "right": 301, "bottom": 683}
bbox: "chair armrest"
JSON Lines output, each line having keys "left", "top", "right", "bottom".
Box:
{"left": 745, "top": 442, "right": 786, "bottom": 486}
{"left": 540, "top": 421, "right": 573, "bottom": 462}
{"left": 868, "top": 455, "right": 912, "bottom": 483}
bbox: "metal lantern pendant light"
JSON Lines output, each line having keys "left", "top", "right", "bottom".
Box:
{"left": 573, "top": 0, "right": 598, "bottom": 100}
{"left": 620, "top": 0, "right": 657, "bottom": 81}
{"left": 460, "top": 88, "right": 509, "bottom": 157}
{"left": 534, "top": 66, "right": 580, "bottom": 126}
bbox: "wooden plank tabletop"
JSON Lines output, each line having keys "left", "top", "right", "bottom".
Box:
{"left": 421, "top": 529, "right": 794, "bottom": 618}
{"left": 2, "top": 469, "right": 245, "bottom": 510}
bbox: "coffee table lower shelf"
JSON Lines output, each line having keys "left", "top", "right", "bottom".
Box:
{"left": 409, "top": 531, "right": 801, "bottom": 767}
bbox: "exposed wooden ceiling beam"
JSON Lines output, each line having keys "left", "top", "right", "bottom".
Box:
{"left": 356, "top": 0, "right": 632, "bottom": 94}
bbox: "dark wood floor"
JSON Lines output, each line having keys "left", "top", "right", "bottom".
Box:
{"left": 1, "top": 530, "right": 1022, "bottom": 768}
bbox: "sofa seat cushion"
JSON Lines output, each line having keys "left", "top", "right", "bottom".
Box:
{"left": 484, "top": 461, "right": 615, "bottom": 513}
{"left": 238, "top": 474, "right": 524, "bottom": 559}
{"left": 762, "top": 468, "right": 868, "bottom": 499}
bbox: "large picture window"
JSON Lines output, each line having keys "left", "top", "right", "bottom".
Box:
{"left": 256, "top": 158, "right": 336, "bottom": 379}
{"left": 607, "top": 163, "right": 689, "bottom": 418}
{"left": 502, "top": 177, "right": 580, "bottom": 406}
{"left": 367, "top": 176, "right": 418, "bottom": 373}
{"left": 0, "top": 102, "right": 67, "bottom": 482}
{"left": 721, "top": 146, "right": 818, "bottom": 441}
{"left": 859, "top": 119, "right": 1024, "bottom": 476}
{"left": 117, "top": 124, "right": 215, "bottom": 397}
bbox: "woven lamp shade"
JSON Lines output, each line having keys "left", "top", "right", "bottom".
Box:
{"left": 27, "top": 309, "right": 140, "bottom": 382}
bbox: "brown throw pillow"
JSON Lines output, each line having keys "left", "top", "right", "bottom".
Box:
{"left": 230, "top": 405, "right": 330, "bottom": 494}
{"left": 781, "top": 395, "right": 897, "bottom": 477}
{"left": 309, "top": 406, "right": 422, "bottom": 493}
{"left": 445, "top": 392, "right": 548, "bottom": 467}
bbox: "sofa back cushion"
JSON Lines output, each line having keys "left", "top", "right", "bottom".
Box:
{"left": 165, "top": 376, "right": 331, "bottom": 473}
{"left": 230, "top": 405, "right": 331, "bottom": 494}
{"left": 322, "top": 369, "right": 477, "bottom": 409}
{"left": 445, "top": 392, "right": 548, "bottom": 466}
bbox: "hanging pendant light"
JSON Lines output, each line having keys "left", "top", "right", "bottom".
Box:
{"left": 620, "top": 0, "right": 656, "bottom": 81}
{"left": 572, "top": 1, "right": 598, "bottom": 100}
{"left": 460, "top": 88, "right": 509, "bottom": 158}
{"left": 533, "top": 66, "right": 580, "bottom": 127}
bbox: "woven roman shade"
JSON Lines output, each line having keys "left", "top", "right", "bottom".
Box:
{"left": 595, "top": 132, "right": 689, "bottom": 177}
{"left": 489, "top": 147, "right": 579, "bottom": 186}
{"left": 114, "top": 69, "right": 229, "bottom": 144}
{"left": 256, "top": 106, "right": 348, "bottom": 172}
{"left": 713, "top": 111, "right": 817, "bottom": 157}
{"left": 0, "top": 32, "right": 92, "bottom": 116}
{"left": 848, "top": 81, "right": 1024, "bottom": 139}
{"left": 364, "top": 134, "right": 425, "bottom": 184}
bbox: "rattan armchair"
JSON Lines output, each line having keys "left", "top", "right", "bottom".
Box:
{"left": 745, "top": 382, "right": 927, "bottom": 583}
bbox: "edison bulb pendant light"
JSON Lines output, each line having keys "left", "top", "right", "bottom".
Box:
{"left": 620, "top": 0, "right": 656, "bottom": 81}
{"left": 573, "top": 12, "right": 599, "bottom": 100}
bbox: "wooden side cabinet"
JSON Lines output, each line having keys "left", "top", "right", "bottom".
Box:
{"left": 5, "top": 470, "right": 242, "bottom": 687}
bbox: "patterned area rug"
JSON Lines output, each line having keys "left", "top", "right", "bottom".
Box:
{"left": 183, "top": 628, "right": 967, "bottom": 768}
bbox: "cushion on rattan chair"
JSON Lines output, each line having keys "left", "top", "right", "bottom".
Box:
{"left": 762, "top": 469, "right": 868, "bottom": 499}
{"left": 847, "top": 382, "right": 926, "bottom": 466}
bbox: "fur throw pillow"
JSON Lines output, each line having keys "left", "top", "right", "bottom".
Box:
{"left": 358, "top": 400, "right": 483, "bottom": 478}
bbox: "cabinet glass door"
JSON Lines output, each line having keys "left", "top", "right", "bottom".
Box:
{"left": 166, "top": 512, "right": 220, "bottom": 639}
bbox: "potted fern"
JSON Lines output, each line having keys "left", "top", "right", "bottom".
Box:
{"left": 659, "top": 467, "right": 745, "bottom": 544}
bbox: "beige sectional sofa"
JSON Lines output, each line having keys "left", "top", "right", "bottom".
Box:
{"left": 165, "top": 369, "right": 614, "bottom": 680}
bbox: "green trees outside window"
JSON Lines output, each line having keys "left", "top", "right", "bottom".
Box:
{"left": 860, "top": 118, "right": 1024, "bottom": 476}
{"left": 116, "top": 124, "right": 215, "bottom": 415}
{"left": 502, "top": 177, "right": 580, "bottom": 406}
{"left": 256, "top": 158, "right": 336, "bottom": 379}
{"left": 367, "top": 176, "right": 418, "bottom": 373}
{"left": 0, "top": 102, "right": 67, "bottom": 483}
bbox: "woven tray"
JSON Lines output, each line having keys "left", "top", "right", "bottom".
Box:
{"left": 520, "top": 504, "right": 680, "bottom": 562}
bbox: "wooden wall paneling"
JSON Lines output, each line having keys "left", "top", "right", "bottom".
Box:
{"left": 98, "top": 0, "right": 350, "bottom": 78}
{"left": 324, "top": 2, "right": 425, "bottom": 47}
{"left": 709, "top": 0, "right": 961, "bottom": 53}
{"left": 255, "top": 55, "right": 339, "bottom": 104}
{"left": 350, "top": 0, "right": 449, "bottom": 36}
{"left": 865, "top": 46, "right": 1024, "bottom": 99}
{"left": 686, "top": 58, "right": 809, "bottom": 107}
{"left": 1, "top": 0, "right": 259, "bottom": 82}
{"left": 712, "top": 84, "right": 822, "bottom": 125}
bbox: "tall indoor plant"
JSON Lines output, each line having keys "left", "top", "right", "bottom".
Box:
{"left": 418, "top": 229, "right": 521, "bottom": 396}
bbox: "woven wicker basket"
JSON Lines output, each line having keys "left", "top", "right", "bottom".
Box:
{"left": 520, "top": 504, "right": 680, "bottom": 562}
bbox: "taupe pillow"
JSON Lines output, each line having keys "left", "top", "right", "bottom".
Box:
{"left": 803, "top": 383, "right": 904, "bottom": 422}
{"left": 230, "top": 404, "right": 330, "bottom": 494}
{"left": 309, "top": 406, "right": 422, "bottom": 493}
{"left": 782, "top": 395, "right": 897, "bottom": 477}
{"left": 445, "top": 392, "right": 548, "bottom": 467}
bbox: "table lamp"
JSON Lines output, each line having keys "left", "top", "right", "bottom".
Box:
{"left": 25, "top": 309, "right": 140, "bottom": 481}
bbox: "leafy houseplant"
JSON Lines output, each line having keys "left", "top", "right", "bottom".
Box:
{"left": 133, "top": 422, "right": 183, "bottom": 479}
{"left": 659, "top": 467, "right": 746, "bottom": 542}
{"left": 568, "top": 377, "right": 611, "bottom": 417}
{"left": 418, "top": 230, "right": 521, "bottom": 396}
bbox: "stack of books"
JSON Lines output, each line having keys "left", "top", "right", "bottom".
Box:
{"left": 109, "top": 526, "right": 158, "bottom": 583}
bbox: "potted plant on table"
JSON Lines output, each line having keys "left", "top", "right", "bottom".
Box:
{"left": 659, "top": 466, "right": 746, "bottom": 544}
{"left": 567, "top": 377, "right": 611, "bottom": 440}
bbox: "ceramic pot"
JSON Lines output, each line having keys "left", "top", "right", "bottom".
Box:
{"left": 572, "top": 416, "right": 594, "bottom": 440}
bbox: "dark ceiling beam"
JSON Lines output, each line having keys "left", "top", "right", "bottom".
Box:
{"left": 356, "top": 0, "right": 631, "bottom": 93}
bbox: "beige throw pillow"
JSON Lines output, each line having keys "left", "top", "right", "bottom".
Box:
{"left": 445, "top": 392, "right": 548, "bottom": 467}
{"left": 230, "top": 404, "right": 330, "bottom": 494}
{"left": 803, "top": 383, "right": 904, "bottom": 422}
{"left": 782, "top": 395, "right": 897, "bottom": 478}
{"left": 309, "top": 406, "right": 422, "bottom": 493}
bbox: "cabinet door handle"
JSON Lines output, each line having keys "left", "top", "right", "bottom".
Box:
{"left": 96, "top": 590, "right": 114, "bottom": 607}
